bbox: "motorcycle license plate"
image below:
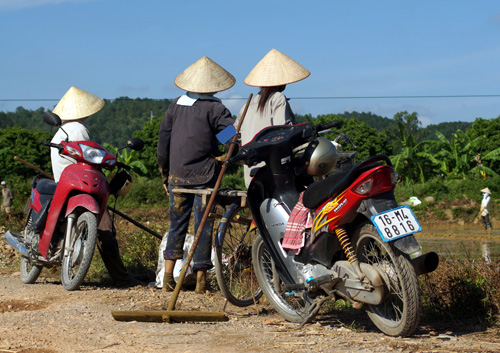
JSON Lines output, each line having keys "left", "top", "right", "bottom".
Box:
{"left": 371, "top": 205, "right": 422, "bottom": 242}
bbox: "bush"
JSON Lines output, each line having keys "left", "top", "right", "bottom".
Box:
{"left": 116, "top": 176, "right": 168, "bottom": 208}
{"left": 451, "top": 206, "right": 476, "bottom": 221}
{"left": 395, "top": 177, "right": 449, "bottom": 202}
{"left": 420, "top": 254, "right": 500, "bottom": 326}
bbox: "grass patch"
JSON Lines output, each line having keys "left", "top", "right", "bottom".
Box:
{"left": 419, "top": 253, "right": 500, "bottom": 327}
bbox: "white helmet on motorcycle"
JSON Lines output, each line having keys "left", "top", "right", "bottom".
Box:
{"left": 302, "top": 137, "right": 338, "bottom": 177}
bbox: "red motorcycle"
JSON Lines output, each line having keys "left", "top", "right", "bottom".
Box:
{"left": 225, "top": 121, "right": 438, "bottom": 337}
{"left": 5, "top": 112, "right": 143, "bottom": 290}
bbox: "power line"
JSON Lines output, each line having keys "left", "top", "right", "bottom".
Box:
{"left": 1, "top": 94, "right": 500, "bottom": 102}
{"left": 224, "top": 94, "right": 500, "bottom": 100}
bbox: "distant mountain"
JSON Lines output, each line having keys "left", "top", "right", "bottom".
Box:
{"left": 340, "top": 111, "right": 395, "bottom": 131}
{"left": 0, "top": 101, "right": 474, "bottom": 145}
{"left": 340, "top": 111, "right": 472, "bottom": 141}
{"left": 0, "top": 97, "right": 171, "bottom": 146}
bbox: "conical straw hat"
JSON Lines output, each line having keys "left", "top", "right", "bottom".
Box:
{"left": 52, "top": 86, "right": 104, "bottom": 121}
{"left": 244, "top": 49, "right": 310, "bottom": 87}
{"left": 481, "top": 187, "right": 492, "bottom": 194}
{"left": 174, "top": 56, "right": 235, "bottom": 93}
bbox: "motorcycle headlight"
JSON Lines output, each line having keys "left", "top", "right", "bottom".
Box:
{"left": 80, "top": 144, "right": 106, "bottom": 164}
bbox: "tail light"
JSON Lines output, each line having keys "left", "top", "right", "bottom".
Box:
{"left": 353, "top": 167, "right": 396, "bottom": 196}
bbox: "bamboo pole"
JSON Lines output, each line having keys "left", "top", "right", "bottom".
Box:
{"left": 14, "top": 156, "right": 54, "bottom": 180}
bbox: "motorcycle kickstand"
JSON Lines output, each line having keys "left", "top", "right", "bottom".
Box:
{"left": 297, "top": 297, "right": 328, "bottom": 329}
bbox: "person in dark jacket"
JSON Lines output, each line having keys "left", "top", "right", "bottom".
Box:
{"left": 157, "top": 56, "right": 235, "bottom": 293}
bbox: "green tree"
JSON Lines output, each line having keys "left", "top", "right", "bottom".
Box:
{"left": 312, "top": 114, "right": 392, "bottom": 161}
{"left": 0, "top": 126, "right": 53, "bottom": 179}
{"left": 390, "top": 112, "right": 434, "bottom": 184}
{"left": 133, "top": 116, "right": 162, "bottom": 178}
{"left": 428, "top": 130, "right": 484, "bottom": 180}
{"left": 466, "top": 116, "right": 500, "bottom": 172}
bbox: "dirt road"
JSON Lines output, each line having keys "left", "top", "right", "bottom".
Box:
{"left": 1, "top": 267, "right": 500, "bottom": 353}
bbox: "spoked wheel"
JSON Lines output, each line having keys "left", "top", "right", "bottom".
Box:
{"left": 214, "top": 204, "right": 262, "bottom": 307}
{"left": 353, "top": 223, "right": 421, "bottom": 337}
{"left": 252, "top": 234, "right": 313, "bottom": 322}
{"left": 20, "top": 258, "right": 43, "bottom": 284}
{"left": 61, "top": 212, "right": 98, "bottom": 291}
{"left": 20, "top": 212, "right": 43, "bottom": 284}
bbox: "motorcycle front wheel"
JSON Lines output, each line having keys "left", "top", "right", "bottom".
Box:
{"left": 252, "top": 234, "right": 312, "bottom": 322}
{"left": 353, "top": 223, "right": 421, "bottom": 337}
{"left": 61, "top": 211, "right": 98, "bottom": 291}
{"left": 20, "top": 212, "right": 43, "bottom": 284}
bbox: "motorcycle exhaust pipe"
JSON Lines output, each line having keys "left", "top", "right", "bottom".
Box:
{"left": 412, "top": 251, "right": 439, "bottom": 276}
{"left": 4, "top": 230, "right": 29, "bottom": 257}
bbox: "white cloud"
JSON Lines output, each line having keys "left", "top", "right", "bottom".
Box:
{"left": 0, "top": 0, "right": 95, "bottom": 11}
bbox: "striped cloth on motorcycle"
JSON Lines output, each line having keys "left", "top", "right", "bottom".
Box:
{"left": 282, "top": 191, "right": 313, "bottom": 255}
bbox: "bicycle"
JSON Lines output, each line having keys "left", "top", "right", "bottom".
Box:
{"left": 211, "top": 189, "right": 263, "bottom": 307}
{"left": 172, "top": 187, "right": 262, "bottom": 307}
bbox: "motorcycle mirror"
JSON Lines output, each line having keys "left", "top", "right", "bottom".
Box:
{"left": 43, "top": 112, "right": 62, "bottom": 127}
{"left": 216, "top": 125, "right": 237, "bottom": 144}
{"left": 127, "top": 138, "right": 145, "bottom": 151}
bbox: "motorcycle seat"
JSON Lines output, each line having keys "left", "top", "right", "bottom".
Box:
{"left": 36, "top": 178, "right": 57, "bottom": 195}
{"left": 303, "top": 155, "right": 390, "bottom": 210}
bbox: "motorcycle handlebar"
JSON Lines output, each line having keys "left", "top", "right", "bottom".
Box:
{"left": 225, "top": 153, "right": 246, "bottom": 166}
{"left": 117, "top": 161, "right": 131, "bottom": 171}
{"left": 316, "top": 120, "right": 340, "bottom": 132}
{"left": 40, "top": 140, "right": 62, "bottom": 150}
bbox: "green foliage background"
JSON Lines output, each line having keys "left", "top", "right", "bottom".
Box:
{"left": 1, "top": 97, "right": 499, "bottom": 210}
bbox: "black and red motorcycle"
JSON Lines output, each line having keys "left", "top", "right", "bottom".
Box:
{"left": 225, "top": 121, "right": 438, "bottom": 337}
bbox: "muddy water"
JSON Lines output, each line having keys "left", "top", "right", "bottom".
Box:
{"left": 415, "top": 223, "right": 500, "bottom": 261}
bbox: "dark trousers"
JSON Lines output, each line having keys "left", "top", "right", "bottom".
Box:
{"left": 164, "top": 187, "right": 213, "bottom": 271}
{"left": 96, "top": 209, "right": 133, "bottom": 286}
{"left": 482, "top": 214, "right": 493, "bottom": 229}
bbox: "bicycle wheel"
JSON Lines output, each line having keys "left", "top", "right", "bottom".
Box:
{"left": 214, "top": 203, "right": 262, "bottom": 307}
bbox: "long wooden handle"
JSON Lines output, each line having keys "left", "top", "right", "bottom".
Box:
{"left": 14, "top": 156, "right": 54, "bottom": 180}
{"left": 167, "top": 93, "right": 253, "bottom": 310}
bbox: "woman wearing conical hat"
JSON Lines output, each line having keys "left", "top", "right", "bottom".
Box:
{"left": 157, "top": 56, "right": 235, "bottom": 294}
{"left": 50, "top": 86, "right": 142, "bottom": 288}
{"left": 480, "top": 187, "right": 493, "bottom": 230}
{"left": 235, "top": 49, "right": 310, "bottom": 187}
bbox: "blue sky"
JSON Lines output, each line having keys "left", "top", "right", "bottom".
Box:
{"left": 1, "top": 0, "right": 499, "bottom": 127}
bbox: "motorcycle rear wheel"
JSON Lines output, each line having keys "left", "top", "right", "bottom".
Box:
{"left": 61, "top": 211, "right": 98, "bottom": 291}
{"left": 214, "top": 204, "right": 262, "bottom": 307}
{"left": 20, "top": 212, "right": 43, "bottom": 284}
{"left": 353, "top": 223, "right": 421, "bottom": 337}
{"left": 252, "top": 234, "right": 312, "bottom": 322}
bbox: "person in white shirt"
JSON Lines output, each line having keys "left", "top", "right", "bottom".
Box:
{"left": 480, "top": 187, "right": 492, "bottom": 230}
{"left": 50, "top": 86, "right": 142, "bottom": 287}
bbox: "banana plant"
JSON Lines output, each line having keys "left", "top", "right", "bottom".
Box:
{"left": 471, "top": 147, "right": 500, "bottom": 178}
{"left": 429, "top": 130, "right": 483, "bottom": 180}
{"left": 390, "top": 112, "right": 434, "bottom": 184}
{"left": 102, "top": 142, "right": 148, "bottom": 176}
